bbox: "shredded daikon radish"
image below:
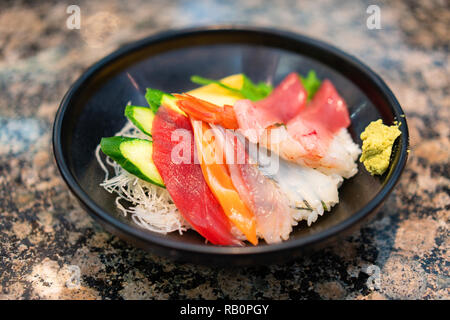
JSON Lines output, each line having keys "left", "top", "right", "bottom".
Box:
{"left": 95, "top": 120, "right": 190, "bottom": 235}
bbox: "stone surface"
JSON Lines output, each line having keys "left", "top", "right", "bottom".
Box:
{"left": 0, "top": 0, "right": 448, "bottom": 300}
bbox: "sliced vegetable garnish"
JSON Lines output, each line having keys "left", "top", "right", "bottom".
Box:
{"left": 145, "top": 88, "right": 185, "bottom": 115}
{"left": 145, "top": 88, "right": 169, "bottom": 113}
{"left": 191, "top": 74, "right": 273, "bottom": 101}
{"left": 321, "top": 201, "right": 329, "bottom": 211}
{"left": 299, "top": 70, "right": 321, "bottom": 101}
{"left": 191, "top": 75, "right": 241, "bottom": 94}
{"left": 100, "top": 136, "right": 165, "bottom": 187}
{"left": 188, "top": 74, "right": 245, "bottom": 106}
{"left": 152, "top": 105, "right": 241, "bottom": 246}
{"left": 241, "top": 75, "right": 273, "bottom": 101}
{"left": 124, "top": 105, "right": 155, "bottom": 136}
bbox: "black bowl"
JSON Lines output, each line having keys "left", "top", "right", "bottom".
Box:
{"left": 53, "top": 26, "right": 409, "bottom": 266}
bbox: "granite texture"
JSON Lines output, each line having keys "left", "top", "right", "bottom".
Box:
{"left": 0, "top": 0, "right": 448, "bottom": 300}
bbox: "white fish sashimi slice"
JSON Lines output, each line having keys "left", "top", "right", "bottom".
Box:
{"left": 275, "top": 160, "right": 343, "bottom": 226}
{"left": 246, "top": 137, "right": 344, "bottom": 226}
{"left": 210, "top": 125, "right": 295, "bottom": 244}
{"left": 232, "top": 162, "right": 294, "bottom": 243}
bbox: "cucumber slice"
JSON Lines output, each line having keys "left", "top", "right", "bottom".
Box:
{"left": 124, "top": 106, "right": 154, "bottom": 136}
{"left": 161, "top": 94, "right": 186, "bottom": 116}
{"left": 145, "top": 88, "right": 186, "bottom": 116}
{"left": 100, "top": 136, "right": 165, "bottom": 187}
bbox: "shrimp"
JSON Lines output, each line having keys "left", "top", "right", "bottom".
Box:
{"left": 173, "top": 93, "right": 239, "bottom": 129}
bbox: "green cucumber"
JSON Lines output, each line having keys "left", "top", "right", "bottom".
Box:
{"left": 161, "top": 94, "right": 182, "bottom": 113}
{"left": 100, "top": 136, "right": 165, "bottom": 187}
{"left": 145, "top": 88, "right": 173, "bottom": 112}
{"left": 124, "top": 106, "right": 155, "bottom": 136}
{"left": 145, "top": 88, "right": 184, "bottom": 115}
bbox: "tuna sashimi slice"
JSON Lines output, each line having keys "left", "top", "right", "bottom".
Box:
{"left": 255, "top": 72, "right": 308, "bottom": 123}
{"left": 301, "top": 79, "right": 350, "bottom": 133}
{"left": 152, "top": 105, "right": 241, "bottom": 246}
{"left": 284, "top": 79, "right": 350, "bottom": 158}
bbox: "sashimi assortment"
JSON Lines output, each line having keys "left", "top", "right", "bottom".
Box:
{"left": 98, "top": 71, "right": 363, "bottom": 245}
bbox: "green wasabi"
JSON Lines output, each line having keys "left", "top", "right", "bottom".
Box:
{"left": 359, "top": 119, "right": 401, "bottom": 175}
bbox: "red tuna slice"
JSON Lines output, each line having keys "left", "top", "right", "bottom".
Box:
{"left": 303, "top": 79, "right": 350, "bottom": 133}
{"left": 151, "top": 105, "right": 241, "bottom": 246}
{"left": 255, "top": 72, "right": 308, "bottom": 123}
{"left": 286, "top": 80, "right": 350, "bottom": 158}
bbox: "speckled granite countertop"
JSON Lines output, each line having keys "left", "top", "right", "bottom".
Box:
{"left": 0, "top": 0, "right": 448, "bottom": 300}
